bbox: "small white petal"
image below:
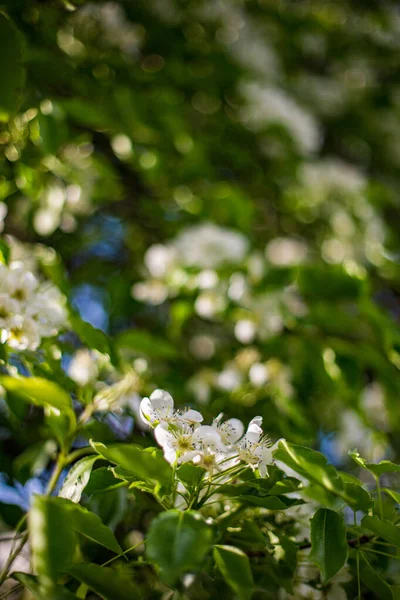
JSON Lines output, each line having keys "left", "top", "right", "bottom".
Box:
{"left": 254, "top": 446, "right": 273, "bottom": 477}
{"left": 140, "top": 397, "right": 155, "bottom": 423}
{"left": 181, "top": 409, "right": 204, "bottom": 424}
{"left": 150, "top": 389, "right": 174, "bottom": 411}
{"left": 193, "top": 425, "right": 221, "bottom": 447}
{"left": 248, "top": 416, "right": 263, "bottom": 429}
{"left": 164, "top": 445, "right": 178, "bottom": 465}
{"left": 221, "top": 418, "right": 244, "bottom": 444}
{"left": 154, "top": 424, "right": 174, "bottom": 449}
{"left": 180, "top": 450, "right": 198, "bottom": 464}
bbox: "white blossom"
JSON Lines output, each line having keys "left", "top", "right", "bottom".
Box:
{"left": 155, "top": 423, "right": 221, "bottom": 465}
{"left": 173, "top": 223, "right": 249, "bottom": 269}
{"left": 235, "top": 416, "right": 274, "bottom": 476}
{"left": 0, "top": 261, "right": 67, "bottom": 350}
{"left": 2, "top": 315, "right": 41, "bottom": 351}
{"left": 144, "top": 244, "right": 177, "bottom": 278}
{"left": 68, "top": 349, "right": 100, "bottom": 386}
{"left": 212, "top": 413, "right": 244, "bottom": 446}
{"left": 140, "top": 389, "right": 203, "bottom": 428}
{"left": 141, "top": 389, "right": 280, "bottom": 477}
{"left": 240, "top": 82, "right": 320, "bottom": 155}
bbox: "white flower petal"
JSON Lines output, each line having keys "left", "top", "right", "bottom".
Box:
{"left": 139, "top": 397, "right": 155, "bottom": 423}
{"left": 179, "top": 450, "right": 198, "bottom": 464}
{"left": 149, "top": 389, "right": 174, "bottom": 411}
{"left": 163, "top": 445, "right": 178, "bottom": 465}
{"left": 154, "top": 424, "right": 174, "bottom": 449}
{"left": 193, "top": 425, "right": 222, "bottom": 448}
{"left": 254, "top": 446, "right": 273, "bottom": 477}
{"left": 248, "top": 415, "right": 263, "bottom": 430}
{"left": 181, "top": 409, "right": 203, "bottom": 424}
{"left": 220, "top": 418, "right": 244, "bottom": 444}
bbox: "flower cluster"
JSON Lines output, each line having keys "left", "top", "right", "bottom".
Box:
{"left": 140, "top": 389, "right": 277, "bottom": 477}
{"left": 0, "top": 261, "right": 67, "bottom": 350}
{"left": 132, "top": 222, "right": 249, "bottom": 306}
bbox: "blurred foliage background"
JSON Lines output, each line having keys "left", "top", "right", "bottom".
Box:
{"left": 1, "top": 0, "right": 400, "bottom": 524}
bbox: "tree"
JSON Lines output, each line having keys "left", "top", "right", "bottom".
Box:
{"left": 0, "top": 0, "right": 400, "bottom": 597}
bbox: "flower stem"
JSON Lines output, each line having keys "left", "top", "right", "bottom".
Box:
{"left": 0, "top": 449, "right": 68, "bottom": 585}
{"left": 375, "top": 475, "right": 383, "bottom": 519}
{"left": 46, "top": 451, "right": 66, "bottom": 495}
{"left": 64, "top": 446, "right": 96, "bottom": 465}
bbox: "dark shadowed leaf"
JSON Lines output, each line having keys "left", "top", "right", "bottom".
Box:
{"left": 361, "top": 515, "right": 400, "bottom": 548}
{"left": 0, "top": 13, "right": 25, "bottom": 120}
{"left": 213, "top": 545, "right": 254, "bottom": 600}
{"left": 67, "top": 563, "right": 141, "bottom": 600}
{"left": 360, "top": 553, "right": 393, "bottom": 600}
{"left": 309, "top": 509, "right": 347, "bottom": 582}
{"left": 13, "top": 572, "right": 77, "bottom": 600}
{"left": 84, "top": 467, "right": 125, "bottom": 494}
{"left": 116, "top": 329, "right": 178, "bottom": 358}
{"left": 146, "top": 510, "right": 214, "bottom": 585}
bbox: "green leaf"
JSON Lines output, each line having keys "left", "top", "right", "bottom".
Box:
{"left": 343, "top": 482, "right": 374, "bottom": 512}
{"left": 274, "top": 441, "right": 344, "bottom": 495}
{"left": 361, "top": 515, "right": 400, "bottom": 547}
{"left": 360, "top": 553, "right": 394, "bottom": 600}
{"left": 37, "top": 111, "right": 68, "bottom": 156}
{"left": 30, "top": 495, "right": 122, "bottom": 582}
{"left": 13, "top": 572, "right": 77, "bottom": 600}
{"left": 60, "top": 98, "right": 116, "bottom": 130}
{"left": 116, "top": 329, "right": 178, "bottom": 358}
{"left": 176, "top": 463, "right": 206, "bottom": 488}
{"left": 297, "top": 265, "right": 365, "bottom": 301}
{"left": 0, "top": 375, "right": 73, "bottom": 411}
{"left": 84, "top": 467, "right": 125, "bottom": 494}
{"left": 238, "top": 495, "right": 301, "bottom": 510}
{"left": 30, "top": 495, "right": 76, "bottom": 582}
{"left": 146, "top": 510, "right": 214, "bottom": 585}
{"left": 0, "top": 236, "right": 10, "bottom": 264}
{"left": 276, "top": 533, "right": 298, "bottom": 571}
{"left": 67, "top": 563, "right": 141, "bottom": 600}
{"left": 91, "top": 442, "right": 172, "bottom": 487}
{"left": 59, "top": 456, "right": 99, "bottom": 503}
{"left": 213, "top": 545, "right": 254, "bottom": 600}
{"left": 0, "top": 375, "right": 76, "bottom": 446}
{"left": 383, "top": 488, "right": 400, "bottom": 505}
{"left": 349, "top": 451, "right": 400, "bottom": 477}
{"left": 0, "top": 13, "right": 25, "bottom": 120}
{"left": 69, "top": 312, "right": 118, "bottom": 365}
{"left": 309, "top": 509, "right": 348, "bottom": 582}
{"left": 56, "top": 497, "right": 122, "bottom": 554}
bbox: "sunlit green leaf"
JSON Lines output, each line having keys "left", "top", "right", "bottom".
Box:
{"left": 349, "top": 451, "right": 400, "bottom": 477}
{"left": 274, "top": 441, "right": 344, "bottom": 495}
{"left": 0, "top": 376, "right": 75, "bottom": 445}
{"left": 91, "top": 442, "right": 172, "bottom": 487}
{"left": 30, "top": 495, "right": 76, "bottom": 582}
{"left": 59, "top": 456, "right": 99, "bottom": 503}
